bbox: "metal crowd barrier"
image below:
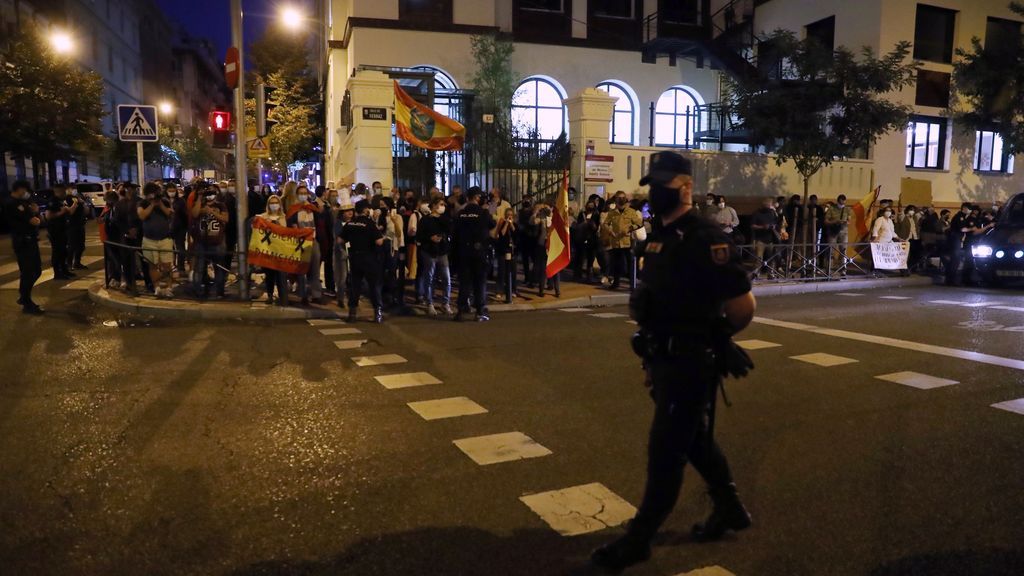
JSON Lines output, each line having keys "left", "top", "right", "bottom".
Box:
{"left": 102, "top": 239, "right": 245, "bottom": 297}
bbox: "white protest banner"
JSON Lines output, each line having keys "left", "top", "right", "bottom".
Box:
{"left": 871, "top": 242, "right": 910, "bottom": 270}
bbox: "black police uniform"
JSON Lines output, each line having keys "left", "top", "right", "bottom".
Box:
{"left": 946, "top": 211, "right": 978, "bottom": 286}
{"left": 67, "top": 193, "right": 88, "bottom": 269}
{"left": 46, "top": 195, "right": 72, "bottom": 278}
{"left": 593, "top": 153, "right": 753, "bottom": 571}
{"left": 452, "top": 199, "right": 495, "bottom": 319}
{"left": 4, "top": 194, "right": 44, "bottom": 311}
{"left": 341, "top": 213, "right": 384, "bottom": 321}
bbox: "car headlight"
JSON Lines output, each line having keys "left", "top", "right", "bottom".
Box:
{"left": 996, "top": 250, "right": 1005, "bottom": 258}
{"left": 1016, "top": 250, "right": 1024, "bottom": 259}
{"left": 971, "top": 245, "right": 994, "bottom": 258}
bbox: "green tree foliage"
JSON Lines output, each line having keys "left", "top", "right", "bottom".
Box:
{"left": 469, "top": 34, "right": 517, "bottom": 122}
{"left": 0, "top": 25, "right": 105, "bottom": 164}
{"left": 172, "top": 126, "right": 215, "bottom": 172}
{"left": 246, "top": 29, "right": 321, "bottom": 168}
{"left": 951, "top": 2, "right": 1024, "bottom": 153}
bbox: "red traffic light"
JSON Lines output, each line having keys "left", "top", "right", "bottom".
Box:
{"left": 209, "top": 111, "right": 230, "bottom": 131}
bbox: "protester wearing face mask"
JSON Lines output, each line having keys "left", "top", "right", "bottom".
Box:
{"left": 417, "top": 197, "right": 453, "bottom": 315}
{"left": 189, "top": 186, "right": 228, "bottom": 299}
{"left": 701, "top": 192, "right": 719, "bottom": 218}
{"left": 318, "top": 189, "right": 340, "bottom": 297}
{"left": 287, "top": 185, "right": 323, "bottom": 305}
{"left": 517, "top": 196, "right": 538, "bottom": 286}
{"left": 573, "top": 201, "right": 601, "bottom": 282}
{"left": 257, "top": 195, "right": 289, "bottom": 305}
{"left": 871, "top": 206, "right": 896, "bottom": 243}
{"left": 333, "top": 202, "right": 355, "bottom": 308}
{"left": 600, "top": 191, "right": 642, "bottom": 290}
{"left": 712, "top": 195, "right": 740, "bottom": 238}
{"left": 894, "top": 205, "right": 921, "bottom": 271}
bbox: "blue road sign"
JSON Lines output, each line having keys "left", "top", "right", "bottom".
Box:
{"left": 117, "top": 105, "right": 159, "bottom": 142}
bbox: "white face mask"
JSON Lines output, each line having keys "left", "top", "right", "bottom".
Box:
{"left": 297, "top": 194, "right": 308, "bottom": 203}
{"left": 884, "top": 211, "right": 892, "bottom": 218}
{"left": 907, "top": 210, "right": 915, "bottom": 216}
{"left": 436, "top": 205, "right": 446, "bottom": 215}
{"left": 707, "top": 199, "right": 714, "bottom": 206}
{"left": 718, "top": 202, "right": 725, "bottom": 209}
{"left": 607, "top": 203, "right": 616, "bottom": 211}
{"left": 419, "top": 205, "right": 430, "bottom": 214}
{"left": 269, "top": 204, "right": 281, "bottom": 213}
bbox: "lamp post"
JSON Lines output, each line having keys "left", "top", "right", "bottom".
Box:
{"left": 231, "top": 0, "right": 250, "bottom": 300}
{"left": 48, "top": 29, "right": 74, "bottom": 55}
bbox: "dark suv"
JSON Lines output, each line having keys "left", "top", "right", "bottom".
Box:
{"left": 972, "top": 192, "right": 1024, "bottom": 286}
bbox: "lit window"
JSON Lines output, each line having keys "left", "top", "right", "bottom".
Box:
{"left": 654, "top": 86, "right": 702, "bottom": 148}
{"left": 512, "top": 77, "right": 567, "bottom": 143}
{"left": 596, "top": 81, "right": 636, "bottom": 145}
{"left": 975, "top": 130, "right": 1015, "bottom": 173}
{"left": 905, "top": 115, "right": 947, "bottom": 169}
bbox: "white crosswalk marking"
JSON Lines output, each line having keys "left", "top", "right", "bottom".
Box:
{"left": 0, "top": 256, "right": 102, "bottom": 289}
{"left": 992, "top": 398, "right": 1024, "bottom": 416}
{"left": 558, "top": 308, "right": 591, "bottom": 312}
{"left": 675, "top": 567, "right": 738, "bottom": 576}
{"left": 590, "top": 312, "right": 628, "bottom": 319}
{"left": 929, "top": 300, "right": 1005, "bottom": 308}
{"left": 61, "top": 270, "right": 105, "bottom": 290}
{"left": 352, "top": 354, "right": 407, "bottom": 367}
{"left": 737, "top": 339, "right": 782, "bottom": 350}
{"left": 407, "top": 397, "right": 487, "bottom": 420}
{"left": 520, "top": 483, "right": 636, "bottom": 536}
{"left": 875, "top": 371, "right": 958, "bottom": 390}
{"left": 879, "top": 296, "right": 912, "bottom": 300}
{"left": 453, "top": 432, "right": 552, "bottom": 465}
{"left": 836, "top": 292, "right": 865, "bottom": 296}
{"left": 319, "top": 327, "right": 362, "bottom": 336}
{"left": 791, "top": 352, "right": 859, "bottom": 367}
{"left": 990, "top": 306, "right": 1024, "bottom": 313}
{"left": 334, "top": 340, "right": 368, "bottom": 350}
{"left": 307, "top": 318, "right": 345, "bottom": 326}
{"left": 374, "top": 372, "right": 442, "bottom": 390}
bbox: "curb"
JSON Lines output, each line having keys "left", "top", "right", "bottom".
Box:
{"left": 750, "top": 274, "right": 934, "bottom": 297}
{"left": 87, "top": 282, "right": 344, "bottom": 321}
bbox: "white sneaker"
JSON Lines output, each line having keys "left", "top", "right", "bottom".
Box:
{"left": 119, "top": 281, "right": 128, "bottom": 290}
{"left": 443, "top": 304, "right": 453, "bottom": 315}
{"left": 162, "top": 288, "right": 174, "bottom": 298}
{"left": 427, "top": 304, "right": 437, "bottom": 316}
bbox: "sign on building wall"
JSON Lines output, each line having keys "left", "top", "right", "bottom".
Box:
{"left": 362, "top": 107, "right": 388, "bottom": 121}
{"left": 584, "top": 154, "right": 614, "bottom": 183}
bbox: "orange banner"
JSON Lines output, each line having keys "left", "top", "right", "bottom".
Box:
{"left": 248, "top": 217, "right": 315, "bottom": 274}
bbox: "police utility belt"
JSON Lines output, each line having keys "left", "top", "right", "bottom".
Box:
{"left": 632, "top": 327, "right": 755, "bottom": 380}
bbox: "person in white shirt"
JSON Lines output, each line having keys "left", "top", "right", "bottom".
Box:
{"left": 871, "top": 208, "right": 896, "bottom": 243}
{"left": 711, "top": 195, "right": 740, "bottom": 236}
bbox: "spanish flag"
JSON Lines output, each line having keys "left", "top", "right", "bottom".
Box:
{"left": 545, "top": 171, "right": 571, "bottom": 278}
{"left": 394, "top": 81, "right": 466, "bottom": 151}
{"left": 852, "top": 185, "right": 881, "bottom": 242}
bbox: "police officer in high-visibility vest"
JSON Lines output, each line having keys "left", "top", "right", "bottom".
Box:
{"left": 3, "top": 180, "right": 44, "bottom": 314}
{"left": 592, "top": 152, "right": 757, "bottom": 571}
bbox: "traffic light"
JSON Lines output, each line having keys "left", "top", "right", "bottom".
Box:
{"left": 255, "top": 83, "right": 277, "bottom": 137}
{"left": 210, "top": 110, "right": 231, "bottom": 148}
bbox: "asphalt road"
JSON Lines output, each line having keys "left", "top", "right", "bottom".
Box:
{"left": 1, "top": 232, "right": 1024, "bottom": 576}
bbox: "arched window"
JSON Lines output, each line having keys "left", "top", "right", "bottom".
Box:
{"left": 411, "top": 65, "right": 459, "bottom": 118}
{"left": 654, "top": 86, "right": 703, "bottom": 148}
{"left": 596, "top": 81, "right": 637, "bottom": 145}
{"left": 512, "top": 76, "right": 568, "bottom": 145}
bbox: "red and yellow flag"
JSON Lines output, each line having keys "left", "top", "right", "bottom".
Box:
{"left": 852, "top": 185, "right": 881, "bottom": 242}
{"left": 394, "top": 81, "right": 465, "bottom": 151}
{"left": 546, "top": 171, "right": 571, "bottom": 278}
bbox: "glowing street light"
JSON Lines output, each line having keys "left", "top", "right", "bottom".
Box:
{"left": 158, "top": 101, "right": 175, "bottom": 116}
{"left": 280, "top": 5, "right": 304, "bottom": 30}
{"left": 49, "top": 29, "right": 74, "bottom": 55}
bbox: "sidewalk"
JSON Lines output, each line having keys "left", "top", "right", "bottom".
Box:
{"left": 88, "top": 274, "right": 935, "bottom": 320}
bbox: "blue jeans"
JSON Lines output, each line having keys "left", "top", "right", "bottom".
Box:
{"left": 423, "top": 253, "right": 451, "bottom": 305}
{"left": 193, "top": 243, "right": 226, "bottom": 296}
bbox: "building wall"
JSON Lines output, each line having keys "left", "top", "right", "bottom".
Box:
{"left": 753, "top": 0, "right": 1024, "bottom": 205}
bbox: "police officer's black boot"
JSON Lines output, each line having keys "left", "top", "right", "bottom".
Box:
{"left": 691, "top": 483, "right": 751, "bottom": 542}
{"left": 590, "top": 530, "right": 652, "bottom": 572}
{"left": 347, "top": 306, "right": 358, "bottom": 323}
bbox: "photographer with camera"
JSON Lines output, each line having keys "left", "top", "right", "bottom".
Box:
{"left": 138, "top": 182, "right": 175, "bottom": 298}
{"left": 189, "top": 185, "right": 229, "bottom": 299}
{"left": 493, "top": 206, "right": 518, "bottom": 296}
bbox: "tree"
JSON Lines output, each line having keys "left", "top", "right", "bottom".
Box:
{"left": 951, "top": 2, "right": 1024, "bottom": 154}
{"left": 726, "top": 30, "right": 918, "bottom": 245}
{"left": 469, "top": 34, "right": 517, "bottom": 124}
{"left": 0, "top": 25, "right": 105, "bottom": 184}
{"left": 173, "top": 126, "right": 215, "bottom": 173}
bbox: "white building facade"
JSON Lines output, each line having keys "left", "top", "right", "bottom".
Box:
{"left": 324, "top": 0, "right": 1024, "bottom": 206}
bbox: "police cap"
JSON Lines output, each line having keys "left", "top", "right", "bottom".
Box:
{"left": 639, "top": 151, "right": 692, "bottom": 186}
{"left": 354, "top": 199, "right": 370, "bottom": 213}
{"left": 466, "top": 186, "right": 484, "bottom": 200}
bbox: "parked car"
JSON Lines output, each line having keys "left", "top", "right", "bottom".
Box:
{"left": 75, "top": 182, "right": 105, "bottom": 213}
{"left": 972, "top": 192, "right": 1024, "bottom": 286}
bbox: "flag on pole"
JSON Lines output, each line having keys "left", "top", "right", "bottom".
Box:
{"left": 394, "top": 81, "right": 466, "bottom": 151}
{"left": 546, "top": 170, "right": 571, "bottom": 278}
{"left": 852, "top": 185, "right": 881, "bottom": 242}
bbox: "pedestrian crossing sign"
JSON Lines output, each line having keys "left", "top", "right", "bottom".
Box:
{"left": 117, "top": 105, "right": 159, "bottom": 142}
{"left": 247, "top": 136, "right": 271, "bottom": 159}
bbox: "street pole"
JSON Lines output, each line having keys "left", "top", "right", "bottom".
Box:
{"left": 136, "top": 142, "right": 145, "bottom": 185}
{"left": 231, "top": 0, "right": 250, "bottom": 300}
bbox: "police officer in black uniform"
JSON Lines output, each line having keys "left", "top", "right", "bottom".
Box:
{"left": 67, "top": 184, "right": 88, "bottom": 270}
{"left": 47, "top": 183, "right": 75, "bottom": 279}
{"left": 452, "top": 186, "right": 495, "bottom": 322}
{"left": 4, "top": 180, "right": 44, "bottom": 314}
{"left": 341, "top": 199, "right": 385, "bottom": 323}
{"left": 592, "top": 152, "right": 757, "bottom": 571}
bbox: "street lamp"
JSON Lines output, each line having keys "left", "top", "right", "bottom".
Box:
{"left": 48, "top": 29, "right": 74, "bottom": 55}
{"left": 280, "top": 5, "right": 304, "bottom": 30}
{"left": 158, "top": 101, "right": 175, "bottom": 116}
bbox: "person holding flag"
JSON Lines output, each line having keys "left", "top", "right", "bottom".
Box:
{"left": 540, "top": 171, "right": 572, "bottom": 296}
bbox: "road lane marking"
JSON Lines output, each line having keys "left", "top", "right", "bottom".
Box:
{"left": 875, "top": 371, "right": 959, "bottom": 390}
{"left": 407, "top": 397, "right": 487, "bottom": 420}
{"left": 879, "top": 296, "right": 912, "bottom": 300}
{"left": 737, "top": 339, "right": 782, "bottom": 350}
{"left": 559, "top": 308, "right": 591, "bottom": 312}
{"left": 836, "top": 293, "right": 865, "bottom": 296}
{"left": 520, "top": 483, "right": 636, "bottom": 536}
{"left": 755, "top": 317, "right": 1024, "bottom": 371}
{"left": 453, "top": 432, "right": 552, "bottom": 465}
{"left": 1, "top": 256, "right": 102, "bottom": 289}
{"left": 352, "top": 354, "right": 407, "bottom": 367}
{"left": 307, "top": 318, "right": 345, "bottom": 326}
{"left": 333, "top": 339, "right": 368, "bottom": 350}
{"left": 929, "top": 300, "right": 1006, "bottom": 308}
{"left": 791, "top": 352, "right": 859, "bottom": 367}
{"left": 675, "top": 568, "right": 738, "bottom": 576}
{"left": 626, "top": 320, "right": 638, "bottom": 325}
{"left": 374, "top": 372, "right": 442, "bottom": 389}
{"left": 320, "top": 327, "right": 362, "bottom": 336}
{"left": 590, "top": 312, "right": 627, "bottom": 319}
{"left": 929, "top": 300, "right": 966, "bottom": 305}
{"left": 991, "top": 306, "right": 1024, "bottom": 313}
{"left": 992, "top": 398, "right": 1024, "bottom": 416}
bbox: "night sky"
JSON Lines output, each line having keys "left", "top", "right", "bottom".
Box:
{"left": 155, "top": 0, "right": 312, "bottom": 60}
